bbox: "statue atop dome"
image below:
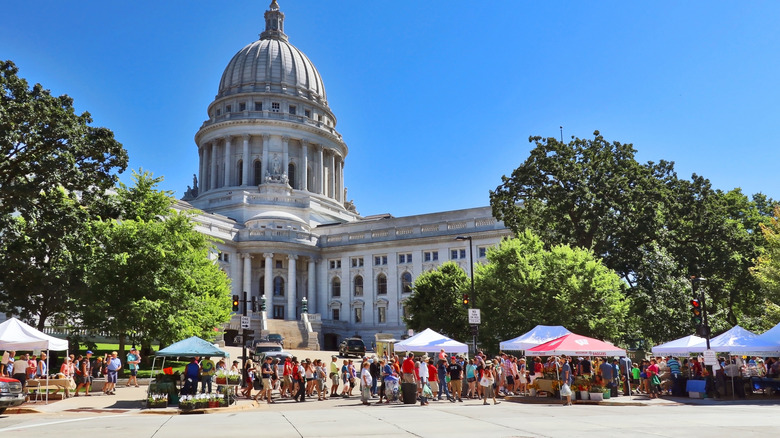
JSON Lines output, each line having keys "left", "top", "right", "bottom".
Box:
{"left": 260, "top": 0, "right": 288, "bottom": 42}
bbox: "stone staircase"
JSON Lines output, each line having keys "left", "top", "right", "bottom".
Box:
{"left": 262, "top": 317, "right": 320, "bottom": 350}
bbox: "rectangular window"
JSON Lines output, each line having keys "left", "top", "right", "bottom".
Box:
{"left": 460, "top": 249, "right": 466, "bottom": 259}
{"left": 223, "top": 253, "right": 230, "bottom": 263}
{"left": 398, "top": 253, "right": 412, "bottom": 264}
{"left": 451, "top": 249, "right": 467, "bottom": 260}
{"left": 289, "top": 105, "right": 296, "bottom": 115}
{"left": 276, "top": 260, "right": 283, "bottom": 269}
{"left": 354, "top": 307, "right": 362, "bottom": 324}
{"left": 225, "top": 105, "right": 232, "bottom": 113}
{"left": 351, "top": 257, "right": 364, "bottom": 268}
{"left": 423, "top": 251, "right": 439, "bottom": 262}
{"left": 255, "top": 102, "right": 263, "bottom": 111}
{"left": 304, "top": 109, "right": 311, "bottom": 118}
{"left": 374, "top": 255, "right": 387, "bottom": 266}
{"left": 273, "top": 305, "right": 284, "bottom": 319}
{"left": 239, "top": 102, "right": 246, "bottom": 111}
{"left": 478, "top": 247, "right": 487, "bottom": 258}
{"left": 329, "top": 259, "right": 341, "bottom": 269}
{"left": 378, "top": 307, "right": 386, "bottom": 324}
{"left": 216, "top": 109, "right": 221, "bottom": 116}
{"left": 272, "top": 102, "right": 280, "bottom": 112}
{"left": 332, "top": 308, "right": 340, "bottom": 321}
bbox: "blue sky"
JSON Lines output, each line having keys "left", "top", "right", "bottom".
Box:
{"left": 4, "top": 1, "right": 779, "bottom": 217}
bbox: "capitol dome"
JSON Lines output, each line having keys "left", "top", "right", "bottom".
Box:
{"left": 216, "top": 0, "right": 327, "bottom": 105}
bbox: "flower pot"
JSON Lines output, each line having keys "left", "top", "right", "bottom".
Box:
{"left": 579, "top": 391, "right": 589, "bottom": 400}
{"left": 228, "top": 377, "right": 240, "bottom": 385}
{"left": 602, "top": 390, "right": 611, "bottom": 399}
{"left": 216, "top": 377, "right": 227, "bottom": 385}
{"left": 589, "top": 392, "right": 603, "bottom": 402}
{"left": 208, "top": 401, "right": 219, "bottom": 408}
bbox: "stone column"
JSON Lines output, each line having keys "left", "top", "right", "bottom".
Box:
{"left": 282, "top": 136, "right": 289, "bottom": 183}
{"left": 338, "top": 157, "right": 344, "bottom": 202}
{"left": 210, "top": 141, "right": 218, "bottom": 190}
{"left": 307, "top": 257, "right": 316, "bottom": 315}
{"left": 264, "top": 253, "right": 273, "bottom": 301}
{"left": 302, "top": 140, "right": 309, "bottom": 192}
{"left": 329, "top": 153, "right": 336, "bottom": 199}
{"left": 262, "top": 134, "right": 270, "bottom": 182}
{"left": 242, "top": 134, "right": 250, "bottom": 186}
{"left": 318, "top": 145, "right": 325, "bottom": 195}
{"left": 224, "top": 136, "right": 232, "bottom": 187}
{"left": 287, "top": 255, "right": 297, "bottom": 320}
{"left": 198, "top": 146, "right": 204, "bottom": 193}
{"left": 242, "top": 253, "right": 252, "bottom": 300}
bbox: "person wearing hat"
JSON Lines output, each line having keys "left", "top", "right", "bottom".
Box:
{"left": 126, "top": 348, "right": 141, "bottom": 387}
{"left": 329, "top": 356, "right": 340, "bottom": 397}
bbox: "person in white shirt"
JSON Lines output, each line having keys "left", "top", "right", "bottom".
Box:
{"left": 418, "top": 356, "right": 430, "bottom": 405}
{"left": 360, "top": 361, "right": 373, "bottom": 405}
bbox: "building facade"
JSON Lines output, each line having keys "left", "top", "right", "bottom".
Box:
{"left": 180, "top": 1, "right": 512, "bottom": 348}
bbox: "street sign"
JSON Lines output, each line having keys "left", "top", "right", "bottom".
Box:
{"left": 240, "top": 316, "right": 250, "bottom": 329}
{"left": 468, "top": 308, "right": 481, "bottom": 324}
{"left": 703, "top": 349, "right": 717, "bottom": 367}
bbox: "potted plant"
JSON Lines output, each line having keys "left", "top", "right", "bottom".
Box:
{"left": 528, "top": 381, "right": 538, "bottom": 397}
{"left": 227, "top": 371, "right": 241, "bottom": 385}
{"left": 589, "top": 385, "right": 604, "bottom": 402}
{"left": 179, "top": 396, "right": 195, "bottom": 411}
{"left": 577, "top": 384, "right": 590, "bottom": 400}
{"left": 208, "top": 394, "right": 220, "bottom": 408}
{"left": 147, "top": 393, "right": 168, "bottom": 408}
{"left": 215, "top": 370, "right": 228, "bottom": 385}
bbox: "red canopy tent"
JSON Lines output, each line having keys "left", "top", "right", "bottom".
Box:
{"left": 526, "top": 333, "right": 626, "bottom": 357}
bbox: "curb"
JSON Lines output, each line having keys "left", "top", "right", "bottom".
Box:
{"left": 138, "top": 401, "right": 258, "bottom": 415}
{"left": 2, "top": 407, "right": 44, "bottom": 415}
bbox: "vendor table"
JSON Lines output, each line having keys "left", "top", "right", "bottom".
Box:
{"left": 533, "top": 378, "right": 558, "bottom": 394}
{"left": 27, "top": 377, "right": 76, "bottom": 398}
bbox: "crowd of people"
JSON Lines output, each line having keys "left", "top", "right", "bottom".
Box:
{"left": 0, "top": 348, "right": 143, "bottom": 398}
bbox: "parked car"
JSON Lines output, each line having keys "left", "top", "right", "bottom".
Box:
{"left": 251, "top": 342, "right": 283, "bottom": 363}
{"left": 339, "top": 338, "right": 366, "bottom": 358}
{"left": 267, "top": 333, "right": 284, "bottom": 347}
{"left": 0, "top": 375, "right": 25, "bottom": 415}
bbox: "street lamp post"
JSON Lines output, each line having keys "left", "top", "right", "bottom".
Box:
{"left": 455, "top": 236, "right": 476, "bottom": 351}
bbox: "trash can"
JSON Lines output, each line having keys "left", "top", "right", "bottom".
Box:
{"left": 401, "top": 382, "right": 417, "bottom": 404}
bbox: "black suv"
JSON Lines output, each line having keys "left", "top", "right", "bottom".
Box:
{"left": 339, "top": 338, "right": 366, "bottom": 358}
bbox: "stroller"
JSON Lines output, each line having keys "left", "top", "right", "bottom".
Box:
{"left": 384, "top": 375, "right": 400, "bottom": 402}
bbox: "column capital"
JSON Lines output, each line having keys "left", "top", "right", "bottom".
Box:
{"left": 263, "top": 252, "right": 274, "bottom": 259}
{"left": 282, "top": 136, "right": 290, "bottom": 145}
{"left": 223, "top": 135, "right": 232, "bottom": 144}
{"left": 301, "top": 138, "right": 308, "bottom": 147}
{"left": 242, "top": 133, "right": 251, "bottom": 141}
{"left": 241, "top": 253, "right": 254, "bottom": 260}
{"left": 262, "top": 133, "right": 271, "bottom": 142}
{"left": 287, "top": 254, "right": 298, "bottom": 261}
{"left": 308, "top": 257, "right": 320, "bottom": 264}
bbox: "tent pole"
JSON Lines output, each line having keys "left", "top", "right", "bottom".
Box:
{"left": 45, "top": 351, "right": 50, "bottom": 404}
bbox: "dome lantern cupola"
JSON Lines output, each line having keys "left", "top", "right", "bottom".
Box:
{"left": 260, "top": 0, "right": 288, "bottom": 42}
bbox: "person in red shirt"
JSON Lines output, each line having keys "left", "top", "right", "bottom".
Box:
{"left": 282, "top": 357, "right": 293, "bottom": 398}
{"left": 427, "top": 358, "right": 438, "bottom": 399}
{"left": 402, "top": 353, "right": 416, "bottom": 384}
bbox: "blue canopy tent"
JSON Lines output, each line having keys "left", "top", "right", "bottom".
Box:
{"left": 499, "top": 325, "right": 572, "bottom": 352}
{"left": 150, "top": 336, "right": 228, "bottom": 379}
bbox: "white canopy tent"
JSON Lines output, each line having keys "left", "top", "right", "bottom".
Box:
{"left": 0, "top": 318, "right": 69, "bottom": 404}
{"left": 688, "top": 325, "right": 758, "bottom": 353}
{"left": 394, "top": 328, "right": 468, "bottom": 354}
{"left": 499, "top": 325, "right": 572, "bottom": 351}
{"left": 651, "top": 335, "right": 706, "bottom": 356}
{"left": 714, "top": 322, "right": 780, "bottom": 355}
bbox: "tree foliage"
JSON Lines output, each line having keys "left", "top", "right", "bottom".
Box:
{"left": 81, "top": 171, "right": 233, "bottom": 345}
{"left": 0, "top": 60, "right": 127, "bottom": 328}
{"left": 404, "top": 262, "right": 471, "bottom": 341}
{"left": 0, "top": 60, "right": 128, "bottom": 218}
{"left": 490, "top": 131, "right": 778, "bottom": 343}
{"left": 476, "top": 232, "right": 629, "bottom": 353}
{"left": 752, "top": 206, "right": 780, "bottom": 303}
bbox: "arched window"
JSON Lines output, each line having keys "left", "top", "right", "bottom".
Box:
{"left": 253, "top": 160, "right": 262, "bottom": 185}
{"left": 273, "top": 276, "right": 285, "bottom": 296}
{"left": 237, "top": 160, "right": 243, "bottom": 186}
{"left": 376, "top": 274, "right": 387, "bottom": 295}
{"left": 332, "top": 277, "right": 341, "bottom": 297}
{"left": 288, "top": 163, "right": 296, "bottom": 189}
{"left": 401, "top": 272, "right": 412, "bottom": 293}
{"left": 353, "top": 275, "right": 363, "bottom": 297}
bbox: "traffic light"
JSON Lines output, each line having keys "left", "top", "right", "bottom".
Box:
{"left": 251, "top": 296, "right": 258, "bottom": 312}
{"left": 260, "top": 295, "right": 267, "bottom": 311}
{"left": 690, "top": 299, "right": 702, "bottom": 325}
{"left": 462, "top": 294, "right": 470, "bottom": 307}
{"left": 232, "top": 295, "right": 240, "bottom": 312}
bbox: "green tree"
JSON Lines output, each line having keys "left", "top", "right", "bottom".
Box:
{"left": 0, "top": 60, "right": 128, "bottom": 218}
{"left": 0, "top": 60, "right": 127, "bottom": 328}
{"left": 476, "top": 231, "right": 629, "bottom": 353}
{"left": 752, "top": 206, "right": 780, "bottom": 304}
{"left": 82, "top": 171, "right": 232, "bottom": 346}
{"left": 404, "top": 262, "right": 471, "bottom": 342}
